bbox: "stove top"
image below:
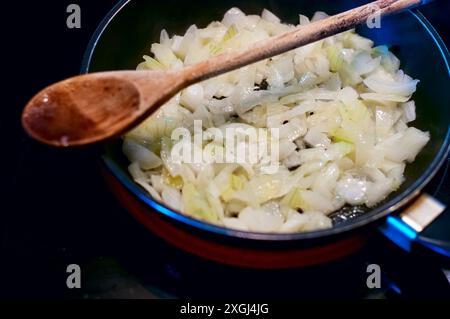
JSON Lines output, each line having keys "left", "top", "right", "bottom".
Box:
{"left": 2, "top": 156, "right": 448, "bottom": 299}
{"left": 69, "top": 156, "right": 450, "bottom": 299}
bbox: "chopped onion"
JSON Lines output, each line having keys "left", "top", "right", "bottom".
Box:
{"left": 382, "top": 127, "right": 430, "bottom": 163}
{"left": 124, "top": 8, "right": 429, "bottom": 234}
{"left": 222, "top": 7, "right": 246, "bottom": 27}
{"left": 351, "top": 51, "right": 381, "bottom": 75}
{"left": 402, "top": 101, "right": 416, "bottom": 123}
{"left": 363, "top": 70, "right": 419, "bottom": 96}
{"left": 180, "top": 84, "right": 205, "bottom": 111}
{"left": 123, "top": 139, "right": 163, "bottom": 170}
{"left": 311, "top": 11, "right": 329, "bottom": 22}
{"left": 261, "top": 9, "right": 280, "bottom": 24}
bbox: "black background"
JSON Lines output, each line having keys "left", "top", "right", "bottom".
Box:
{"left": 2, "top": 0, "right": 126, "bottom": 298}
{"left": 1, "top": 1, "right": 449, "bottom": 298}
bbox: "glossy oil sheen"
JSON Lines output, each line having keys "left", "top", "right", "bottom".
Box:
{"left": 82, "top": 0, "right": 450, "bottom": 241}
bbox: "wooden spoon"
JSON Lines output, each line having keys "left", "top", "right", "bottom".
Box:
{"left": 22, "top": 0, "right": 424, "bottom": 147}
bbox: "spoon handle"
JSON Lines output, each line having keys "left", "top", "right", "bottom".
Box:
{"left": 182, "top": 0, "right": 422, "bottom": 84}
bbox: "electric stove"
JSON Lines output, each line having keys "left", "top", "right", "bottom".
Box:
{"left": 71, "top": 155, "right": 450, "bottom": 299}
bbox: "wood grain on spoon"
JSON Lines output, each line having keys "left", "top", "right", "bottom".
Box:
{"left": 22, "top": 0, "right": 422, "bottom": 147}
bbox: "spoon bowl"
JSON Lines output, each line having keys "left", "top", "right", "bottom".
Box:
{"left": 22, "top": 70, "right": 184, "bottom": 146}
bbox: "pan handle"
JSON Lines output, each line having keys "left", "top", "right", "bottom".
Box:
{"left": 379, "top": 193, "right": 449, "bottom": 256}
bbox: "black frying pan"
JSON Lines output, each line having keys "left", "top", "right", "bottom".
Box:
{"left": 81, "top": 0, "right": 450, "bottom": 267}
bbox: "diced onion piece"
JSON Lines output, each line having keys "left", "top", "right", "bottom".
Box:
{"left": 364, "top": 70, "right": 419, "bottom": 96}
{"left": 311, "top": 11, "right": 329, "bottom": 22}
{"left": 261, "top": 9, "right": 280, "bottom": 24}
{"left": 336, "top": 175, "right": 367, "bottom": 205}
{"left": 222, "top": 7, "right": 246, "bottom": 27}
{"left": 123, "top": 139, "right": 163, "bottom": 170}
{"left": 402, "top": 101, "right": 416, "bottom": 123}
{"left": 382, "top": 127, "right": 430, "bottom": 163}
{"left": 180, "top": 84, "right": 205, "bottom": 111}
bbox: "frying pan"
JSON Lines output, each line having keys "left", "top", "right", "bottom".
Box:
{"left": 82, "top": 0, "right": 450, "bottom": 268}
